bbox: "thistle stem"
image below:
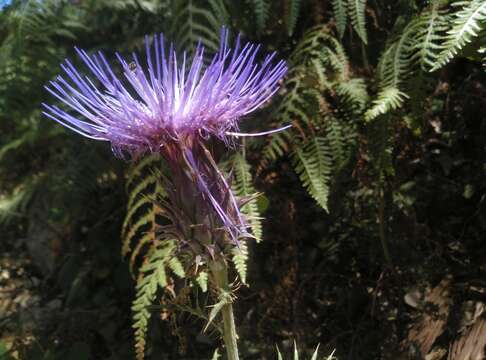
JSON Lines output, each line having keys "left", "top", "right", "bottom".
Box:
{"left": 210, "top": 259, "right": 240, "bottom": 360}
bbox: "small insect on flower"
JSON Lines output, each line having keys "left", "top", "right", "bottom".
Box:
{"left": 128, "top": 61, "right": 137, "bottom": 71}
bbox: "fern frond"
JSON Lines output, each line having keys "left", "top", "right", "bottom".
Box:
{"left": 126, "top": 155, "right": 161, "bottom": 189}
{"left": 262, "top": 27, "right": 357, "bottom": 211}
{"left": 269, "top": 67, "right": 320, "bottom": 134}
{"left": 122, "top": 156, "right": 165, "bottom": 271}
{"left": 231, "top": 153, "right": 262, "bottom": 240}
{"left": 196, "top": 271, "right": 209, "bottom": 292}
{"left": 365, "top": 87, "right": 409, "bottom": 121}
{"left": 293, "top": 137, "right": 332, "bottom": 212}
{"left": 247, "top": 0, "right": 270, "bottom": 33}
{"left": 132, "top": 240, "right": 184, "bottom": 360}
{"left": 129, "top": 233, "right": 156, "bottom": 271}
{"left": 365, "top": 18, "right": 418, "bottom": 120}
{"left": 413, "top": 3, "right": 449, "bottom": 71}
{"left": 0, "top": 0, "right": 81, "bottom": 113}
{"left": 232, "top": 240, "right": 249, "bottom": 284}
{"left": 433, "top": 0, "right": 486, "bottom": 69}
{"left": 332, "top": 0, "right": 348, "bottom": 38}
{"left": 262, "top": 131, "right": 292, "bottom": 165}
{"left": 277, "top": 27, "right": 350, "bottom": 136}
{"left": 290, "top": 26, "right": 350, "bottom": 82}
{"left": 286, "top": 0, "right": 302, "bottom": 36}
{"left": 223, "top": 152, "right": 262, "bottom": 284}
{"left": 169, "top": 0, "right": 228, "bottom": 53}
{"left": 348, "top": 0, "right": 367, "bottom": 44}
{"left": 335, "top": 78, "right": 369, "bottom": 113}
{"left": 326, "top": 117, "right": 347, "bottom": 168}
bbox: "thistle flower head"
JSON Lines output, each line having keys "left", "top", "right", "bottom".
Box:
{"left": 43, "top": 28, "right": 287, "bottom": 246}
{"left": 42, "top": 28, "right": 287, "bottom": 156}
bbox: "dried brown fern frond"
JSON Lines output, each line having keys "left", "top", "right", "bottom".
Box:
{"left": 448, "top": 317, "right": 486, "bottom": 360}
{"left": 402, "top": 277, "right": 453, "bottom": 357}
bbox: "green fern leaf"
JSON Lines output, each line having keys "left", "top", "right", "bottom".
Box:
{"left": 122, "top": 156, "right": 165, "bottom": 272}
{"left": 433, "top": 0, "right": 486, "bottom": 69}
{"left": 132, "top": 241, "right": 182, "bottom": 360}
{"left": 168, "top": 257, "right": 185, "bottom": 278}
{"left": 196, "top": 271, "right": 209, "bottom": 292}
{"left": 129, "top": 233, "right": 155, "bottom": 272}
{"left": 262, "top": 131, "right": 292, "bottom": 165}
{"left": 231, "top": 153, "right": 263, "bottom": 240}
{"left": 332, "top": 0, "right": 348, "bottom": 38}
{"left": 414, "top": 3, "right": 449, "bottom": 71}
{"left": 365, "top": 18, "right": 419, "bottom": 120}
{"left": 335, "top": 78, "right": 369, "bottom": 113}
{"left": 247, "top": 0, "right": 270, "bottom": 33}
{"left": 326, "top": 117, "right": 347, "bottom": 168}
{"left": 169, "top": 0, "right": 228, "bottom": 53}
{"left": 286, "top": 0, "right": 302, "bottom": 36}
{"left": 232, "top": 240, "right": 249, "bottom": 284}
{"left": 348, "top": 0, "right": 367, "bottom": 44}
{"left": 293, "top": 137, "right": 332, "bottom": 212}
{"left": 365, "top": 87, "right": 409, "bottom": 121}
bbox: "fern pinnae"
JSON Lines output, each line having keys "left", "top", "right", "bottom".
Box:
{"left": 232, "top": 239, "right": 249, "bottom": 284}
{"left": 326, "top": 116, "right": 347, "bottom": 169}
{"left": 286, "top": 0, "right": 302, "bottom": 36}
{"left": 196, "top": 270, "right": 209, "bottom": 292}
{"left": 124, "top": 214, "right": 153, "bottom": 253}
{"left": 365, "top": 18, "right": 418, "bottom": 121}
{"left": 123, "top": 195, "right": 152, "bottom": 236}
{"left": 365, "top": 87, "right": 409, "bottom": 121}
{"left": 225, "top": 151, "right": 263, "bottom": 284}
{"left": 168, "top": 256, "right": 185, "bottom": 278}
{"left": 293, "top": 137, "right": 332, "bottom": 212}
{"left": 132, "top": 241, "right": 184, "bottom": 360}
{"left": 125, "top": 155, "right": 160, "bottom": 189}
{"left": 332, "top": 0, "right": 348, "bottom": 38}
{"left": 247, "top": 0, "right": 270, "bottom": 33}
{"left": 231, "top": 152, "right": 263, "bottom": 240}
{"left": 335, "top": 78, "right": 369, "bottom": 113}
{"left": 414, "top": 3, "right": 449, "bottom": 71}
{"left": 129, "top": 232, "right": 154, "bottom": 272}
{"left": 433, "top": 0, "right": 486, "bottom": 70}
{"left": 348, "top": 0, "right": 368, "bottom": 44}
{"left": 169, "top": 0, "right": 228, "bottom": 53}
{"left": 261, "top": 131, "right": 291, "bottom": 165}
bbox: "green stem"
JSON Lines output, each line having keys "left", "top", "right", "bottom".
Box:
{"left": 210, "top": 259, "right": 240, "bottom": 360}
{"left": 378, "top": 186, "right": 392, "bottom": 266}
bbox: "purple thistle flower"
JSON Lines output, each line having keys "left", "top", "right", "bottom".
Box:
{"left": 42, "top": 28, "right": 287, "bottom": 244}
{"left": 42, "top": 28, "right": 287, "bottom": 155}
